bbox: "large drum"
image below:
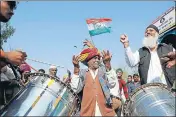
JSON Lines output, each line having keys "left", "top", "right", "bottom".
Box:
{"left": 0, "top": 73, "right": 81, "bottom": 116}
{"left": 123, "top": 83, "right": 175, "bottom": 116}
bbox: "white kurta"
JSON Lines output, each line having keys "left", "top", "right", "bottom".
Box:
{"left": 124, "top": 46, "right": 175, "bottom": 84}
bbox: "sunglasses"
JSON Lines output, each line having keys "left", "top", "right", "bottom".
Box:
{"left": 7, "top": 1, "right": 16, "bottom": 10}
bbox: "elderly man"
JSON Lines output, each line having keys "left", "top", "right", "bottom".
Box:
{"left": 70, "top": 46, "right": 121, "bottom": 116}
{"left": 49, "top": 65, "right": 58, "bottom": 78}
{"left": 120, "top": 24, "right": 175, "bottom": 88}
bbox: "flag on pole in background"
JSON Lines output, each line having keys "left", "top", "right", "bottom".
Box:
{"left": 86, "top": 18, "right": 112, "bottom": 36}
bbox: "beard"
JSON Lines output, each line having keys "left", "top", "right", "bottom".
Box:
{"left": 142, "top": 34, "right": 159, "bottom": 48}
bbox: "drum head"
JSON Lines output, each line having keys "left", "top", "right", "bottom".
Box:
{"left": 0, "top": 73, "right": 81, "bottom": 116}
{"left": 123, "top": 83, "right": 175, "bottom": 116}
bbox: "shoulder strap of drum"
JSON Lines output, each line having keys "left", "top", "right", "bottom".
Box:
{"left": 1, "top": 58, "right": 20, "bottom": 81}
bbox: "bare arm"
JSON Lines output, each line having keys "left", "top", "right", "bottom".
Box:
{"left": 70, "top": 55, "right": 83, "bottom": 93}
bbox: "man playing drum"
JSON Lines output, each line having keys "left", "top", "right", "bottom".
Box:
{"left": 0, "top": 1, "right": 28, "bottom": 110}
{"left": 0, "top": 1, "right": 27, "bottom": 69}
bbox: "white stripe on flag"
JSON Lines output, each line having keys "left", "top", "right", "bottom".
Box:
{"left": 87, "top": 22, "right": 108, "bottom": 31}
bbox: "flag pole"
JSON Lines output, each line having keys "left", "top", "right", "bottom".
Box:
{"left": 90, "top": 36, "right": 95, "bottom": 47}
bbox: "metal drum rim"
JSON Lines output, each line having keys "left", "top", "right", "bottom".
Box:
{"left": 123, "top": 83, "right": 175, "bottom": 116}
{"left": 0, "top": 73, "right": 81, "bottom": 116}
{"left": 27, "top": 73, "right": 80, "bottom": 99}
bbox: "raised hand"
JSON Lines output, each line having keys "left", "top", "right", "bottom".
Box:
{"left": 72, "top": 55, "right": 81, "bottom": 75}
{"left": 101, "top": 50, "right": 112, "bottom": 71}
{"left": 72, "top": 55, "right": 80, "bottom": 67}
{"left": 101, "top": 50, "right": 112, "bottom": 63}
{"left": 83, "top": 39, "right": 94, "bottom": 48}
{"left": 120, "top": 34, "right": 129, "bottom": 48}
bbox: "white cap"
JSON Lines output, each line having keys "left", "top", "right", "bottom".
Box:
{"left": 49, "top": 65, "right": 57, "bottom": 69}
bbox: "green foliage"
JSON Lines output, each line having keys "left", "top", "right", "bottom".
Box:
{"left": 0, "top": 22, "right": 15, "bottom": 45}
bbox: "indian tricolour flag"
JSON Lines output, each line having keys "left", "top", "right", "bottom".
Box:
{"left": 86, "top": 18, "right": 112, "bottom": 36}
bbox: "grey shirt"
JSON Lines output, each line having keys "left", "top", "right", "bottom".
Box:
{"left": 127, "top": 81, "right": 141, "bottom": 94}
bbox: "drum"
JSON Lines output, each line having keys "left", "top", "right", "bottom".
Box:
{"left": 123, "top": 83, "right": 175, "bottom": 116}
{"left": 0, "top": 73, "right": 81, "bottom": 116}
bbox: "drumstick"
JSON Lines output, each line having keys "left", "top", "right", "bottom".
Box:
{"left": 23, "top": 62, "right": 38, "bottom": 72}
{"left": 15, "top": 49, "right": 64, "bottom": 68}
{"left": 26, "top": 58, "right": 65, "bottom": 68}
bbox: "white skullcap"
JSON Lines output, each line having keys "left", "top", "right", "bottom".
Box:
{"left": 49, "top": 65, "right": 57, "bottom": 69}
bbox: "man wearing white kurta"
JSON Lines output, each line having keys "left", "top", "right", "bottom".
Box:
{"left": 120, "top": 24, "right": 175, "bottom": 88}
{"left": 70, "top": 47, "right": 121, "bottom": 116}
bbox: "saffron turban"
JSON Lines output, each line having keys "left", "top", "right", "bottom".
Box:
{"left": 79, "top": 47, "right": 101, "bottom": 64}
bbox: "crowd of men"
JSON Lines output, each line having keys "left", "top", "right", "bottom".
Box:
{"left": 0, "top": 1, "right": 175, "bottom": 116}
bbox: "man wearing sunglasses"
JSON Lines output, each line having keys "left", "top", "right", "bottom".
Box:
{"left": 0, "top": 1, "right": 27, "bottom": 110}
{"left": 0, "top": 1, "right": 27, "bottom": 69}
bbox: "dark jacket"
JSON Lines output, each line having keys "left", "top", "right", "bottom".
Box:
{"left": 138, "top": 43, "right": 175, "bottom": 88}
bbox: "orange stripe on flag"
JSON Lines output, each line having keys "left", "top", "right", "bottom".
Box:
{"left": 86, "top": 18, "right": 112, "bottom": 24}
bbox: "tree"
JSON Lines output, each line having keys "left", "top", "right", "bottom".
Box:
{"left": 0, "top": 22, "right": 15, "bottom": 46}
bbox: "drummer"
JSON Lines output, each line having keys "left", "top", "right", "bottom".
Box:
{"left": 120, "top": 24, "right": 175, "bottom": 88}
{"left": 0, "top": 1, "right": 27, "bottom": 69}
{"left": 0, "top": 1, "right": 27, "bottom": 109}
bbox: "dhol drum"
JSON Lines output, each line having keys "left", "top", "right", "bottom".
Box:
{"left": 0, "top": 73, "right": 81, "bottom": 116}
{"left": 123, "top": 83, "right": 175, "bottom": 116}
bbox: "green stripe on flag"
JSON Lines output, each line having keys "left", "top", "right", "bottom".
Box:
{"left": 89, "top": 27, "right": 111, "bottom": 36}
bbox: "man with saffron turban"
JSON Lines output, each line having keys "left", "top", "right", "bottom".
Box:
{"left": 70, "top": 40, "right": 121, "bottom": 116}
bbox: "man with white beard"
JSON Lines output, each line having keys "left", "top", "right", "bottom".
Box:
{"left": 120, "top": 24, "right": 175, "bottom": 88}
